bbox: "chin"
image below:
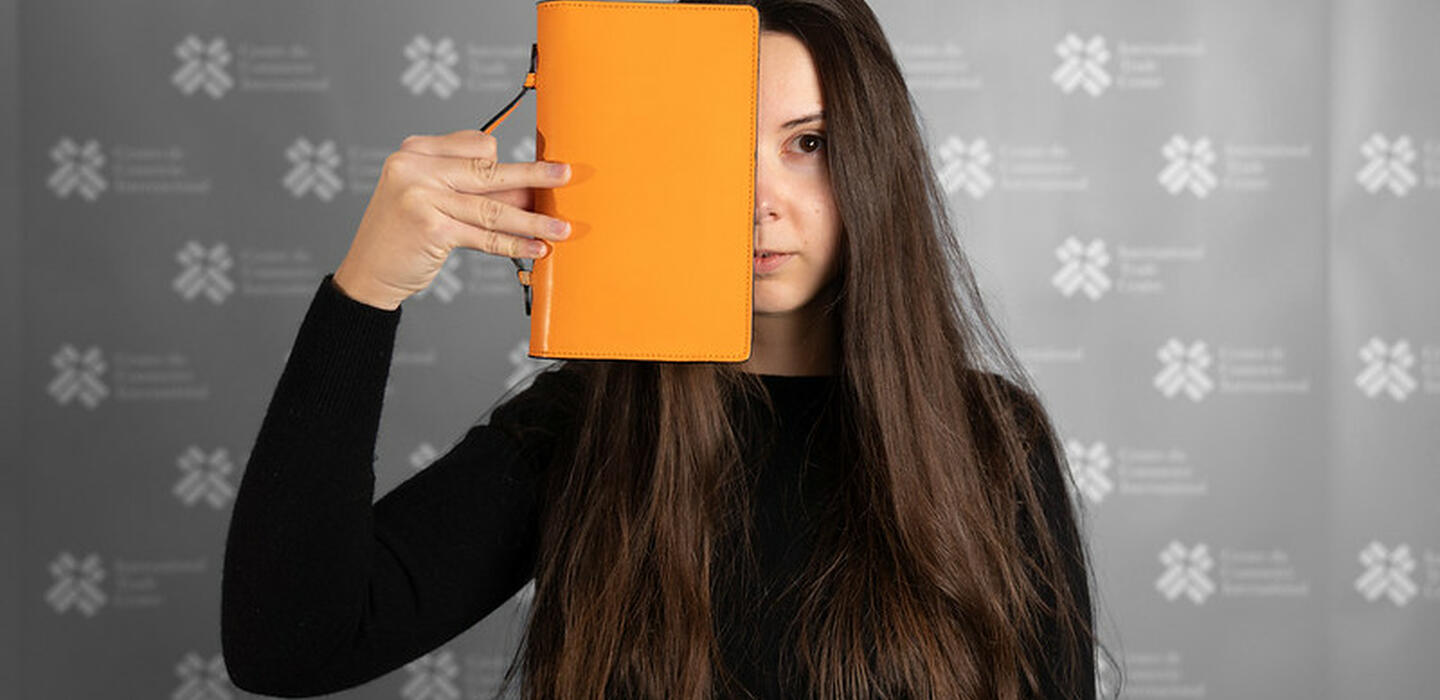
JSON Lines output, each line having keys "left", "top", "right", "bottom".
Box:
{"left": 752, "top": 286, "right": 812, "bottom": 316}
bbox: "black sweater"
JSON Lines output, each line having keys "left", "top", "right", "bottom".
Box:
{"left": 221, "top": 273, "right": 1094, "bottom": 699}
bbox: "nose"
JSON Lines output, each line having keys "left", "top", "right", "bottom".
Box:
{"left": 753, "top": 151, "right": 777, "bottom": 226}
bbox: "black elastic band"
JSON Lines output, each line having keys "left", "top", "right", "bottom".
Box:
{"left": 476, "top": 42, "right": 540, "bottom": 317}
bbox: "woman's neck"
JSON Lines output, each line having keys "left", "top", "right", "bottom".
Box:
{"left": 739, "top": 302, "right": 840, "bottom": 377}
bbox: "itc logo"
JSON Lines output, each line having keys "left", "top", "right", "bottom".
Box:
{"left": 1051, "top": 237, "right": 1111, "bottom": 301}
{"left": 174, "top": 241, "right": 235, "bottom": 305}
{"left": 1052, "top": 33, "right": 1111, "bottom": 97}
{"left": 174, "top": 446, "right": 238, "bottom": 509}
{"left": 1153, "top": 338, "right": 1214, "bottom": 402}
{"left": 402, "top": 35, "right": 461, "bottom": 99}
{"left": 174, "top": 652, "right": 233, "bottom": 698}
{"left": 1158, "top": 135, "right": 1217, "bottom": 198}
{"left": 48, "top": 138, "right": 107, "bottom": 201}
{"left": 48, "top": 344, "right": 109, "bottom": 409}
{"left": 1356, "top": 133, "right": 1417, "bottom": 197}
{"left": 45, "top": 551, "right": 108, "bottom": 616}
{"left": 1355, "top": 541, "right": 1418, "bottom": 606}
{"left": 936, "top": 136, "right": 994, "bottom": 199}
{"left": 1156, "top": 540, "right": 1215, "bottom": 604}
{"left": 1355, "top": 337, "right": 1417, "bottom": 401}
{"left": 172, "top": 35, "right": 233, "bottom": 99}
{"left": 283, "top": 138, "right": 344, "bottom": 201}
{"left": 403, "top": 649, "right": 462, "bottom": 700}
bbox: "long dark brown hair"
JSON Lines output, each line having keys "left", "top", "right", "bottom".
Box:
{"left": 483, "top": 0, "right": 1120, "bottom": 697}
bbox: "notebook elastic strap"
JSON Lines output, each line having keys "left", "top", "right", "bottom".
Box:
{"left": 482, "top": 42, "right": 537, "bottom": 134}
{"left": 477, "top": 42, "right": 539, "bottom": 315}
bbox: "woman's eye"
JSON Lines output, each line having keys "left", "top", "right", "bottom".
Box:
{"left": 795, "top": 132, "right": 827, "bottom": 155}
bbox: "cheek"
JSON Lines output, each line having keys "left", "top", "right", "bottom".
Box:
{"left": 806, "top": 197, "right": 842, "bottom": 267}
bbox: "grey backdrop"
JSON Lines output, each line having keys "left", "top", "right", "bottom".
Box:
{"left": 3, "top": 0, "right": 22, "bottom": 695}
{"left": 7, "top": 0, "right": 1439, "bottom": 698}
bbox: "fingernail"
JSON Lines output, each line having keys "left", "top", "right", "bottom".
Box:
{"left": 530, "top": 240, "right": 549, "bottom": 258}
{"left": 548, "top": 218, "right": 571, "bottom": 237}
{"left": 547, "top": 162, "right": 570, "bottom": 179}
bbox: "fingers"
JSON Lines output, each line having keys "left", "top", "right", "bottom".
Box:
{"left": 387, "top": 150, "right": 571, "bottom": 195}
{"left": 436, "top": 213, "right": 551, "bottom": 260}
{"left": 429, "top": 187, "right": 572, "bottom": 252}
{"left": 398, "top": 129, "right": 499, "bottom": 159}
{"left": 387, "top": 130, "right": 571, "bottom": 260}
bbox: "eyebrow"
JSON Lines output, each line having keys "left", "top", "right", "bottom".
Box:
{"left": 780, "top": 111, "right": 825, "bottom": 129}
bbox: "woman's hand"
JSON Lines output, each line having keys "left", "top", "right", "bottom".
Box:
{"left": 331, "top": 129, "right": 573, "bottom": 310}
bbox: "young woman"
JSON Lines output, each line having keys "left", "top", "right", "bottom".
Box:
{"left": 221, "top": 0, "right": 1114, "bottom": 698}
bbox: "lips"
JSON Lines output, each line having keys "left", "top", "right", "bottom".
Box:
{"left": 753, "top": 250, "right": 795, "bottom": 274}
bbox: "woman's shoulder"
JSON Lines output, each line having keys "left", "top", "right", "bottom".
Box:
{"left": 963, "top": 368, "right": 1047, "bottom": 434}
{"left": 480, "top": 362, "right": 587, "bottom": 457}
{"left": 961, "top": 368, "right": 1066, "bottom": 487}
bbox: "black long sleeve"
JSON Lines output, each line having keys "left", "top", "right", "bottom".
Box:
{"left": 221, "top": 273, "right": 557, "bottom": 697}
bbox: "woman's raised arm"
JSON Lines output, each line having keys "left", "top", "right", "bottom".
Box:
{"left": 220, "top": 273, "right": 569, "bottom": 697}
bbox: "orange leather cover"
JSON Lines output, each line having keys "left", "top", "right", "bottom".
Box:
{"left": 529, "top": 0, "right": 758, "bottom": 362}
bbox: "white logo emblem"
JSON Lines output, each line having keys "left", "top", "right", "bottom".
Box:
{"left": 1355, "top": 337, "right": 1417, "bottom": 401}
{"left": 1065, "top": 439, "right": 1114, "bottom": 505}
{"left": 174, "top": 241, "right": 236, "bottom": 304}
{"left": 1052, "top": 34, "right": 1111, "bottom": 97}
{"left": 1355, "top": 541, "right": 1418, "bottom": 606}
{"left": 48, "top": 138, "right": 107, "bottom": 201}
{"left": 1356, "top": 133, "right": 1417, "bottom": 197}
{"left": 283, "top": 138, "right": 344, "bottom": 201}
{"left": 172, "top": 35, "right": 233, "bottom": 99}
{"left": 48, "top": 344, "right": 109, "bottom": 409}
{"left": 1156, "top": 540, "right": 1215, "bottom": 604}
{"left": 45, "top": 552, "right": 108, "bottom": 616}
{"left": 173, "top": 651, "right": 233, "bottom": 699}
{"left": 402, "top": 649, "right": 462, "bottom": 700}
{"left": 1153, "top": 338, "right": 1213, "bottom": 402}
{"left": 937, "top": 137, "right": 994, "bottom": 199}
{"left": 1158, "top": 135, "right": 1217, "bottom": 198}
{"left": 174, "top": 446, "right": 237, "bottom": 509}
{"left": 402, "top": 35, "right": 461, "bottom": 99}
{"left": 1051, "top": 237, "right": 1111, "bottom": 300}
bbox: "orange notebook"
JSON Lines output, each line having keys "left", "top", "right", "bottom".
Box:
{"left": 482, "top": 1, "right": 759, "bottom": 363}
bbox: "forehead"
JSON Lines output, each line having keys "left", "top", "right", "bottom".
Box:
{"left": 757, "top": 31, "right": 824, "bottom": 128}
